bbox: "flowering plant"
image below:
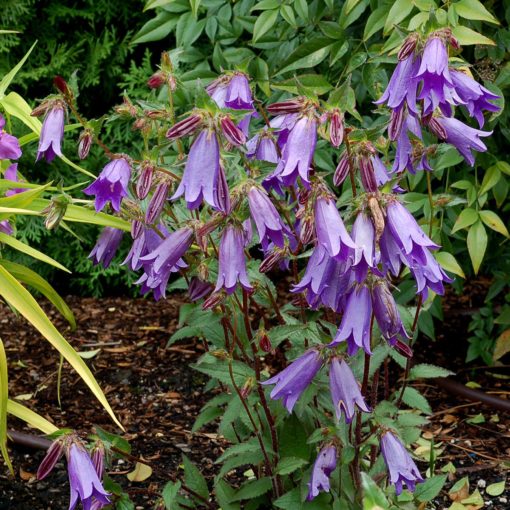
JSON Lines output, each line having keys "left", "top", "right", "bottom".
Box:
{"left": 2, "top": 1, "right": 507, "bottom": 509}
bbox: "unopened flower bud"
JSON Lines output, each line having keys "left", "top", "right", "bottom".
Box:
{"left": 53, "top": 75, "right": 71, "bottom": 96}
{"left": 240, "top": 378, "right": 255, "bottom": 398}
{"left": 333, "top": 153, "right": 350, "bottom": 187}
{"left": 300, "top": 215, "right": 315, "bottom": 245}
{"left": 329, "top": 109, "right": 344, "bottom": 147}
{"left": 367, "top": 195, "right": 385, "bottom": 242}
{"left": 167, "top": 75, "right": 177, "bottom": 92}
{"left": 166, "top": 114, "right": 202, "bottom": 140}
{"left": 198, "top": 264, "right": 209, "bottom": 281}
{"left": 37, "top": 439, "right": 64, "bottom": 480}
{"left": 203, "top": 292, "right": 225, "bottom": 310}
{"left": 394, "top": 339, "right": 413, "bottom": 358}
{"left": 220, "top": 116, "right": 246, "bottom": 146}
{"left": 188, "top": 276, "right": 212, "bottom": 301}
{"left": 136, "top": 162, "right": 154, "bottom": 200}
{"left": 145, "top": 181, "right": 169, "bottom": 224}
{"left": 215, "top": 164, "right": 231, "bottom": 214}
{"left": 145, "top": 109, "right": 168, "bottom": 120}
{"left": 91, "top": 442, "right": 105, "bottom": 477}
{"left": 398, "top": 33, "right": 419, "bottom": 61}
{"left": 258, "top": 332, "right": 272, "bottom": 353}
{"left": 427, "top": 117, "right": 447, "bottom": 140}
{"left": 298, "top": 188, "right": 310, "bottom": 205}
{"left": 388, "top": 108, "right": 405, "bottom": 141}
{"left": 132, "top": 117, "right": 147, "bottom": 131}
{"left": 260, "top": 248, "right": 286, "bottom": 273}
{"left": 78, "top": 130, "right": 93, "bottom": 160}
{"left": 147, "top": 71, "right": 166, "bottom": 89}
{"left": 115, "top": 96, "right": 138, "bottom": 117}
{"left": 42, "top": 196, "right": 68, "bottom": 230}
{"left": 131, "top": 220, "right": 144, "bottom": 239}
{"left": 359, "top": 156, "right": 378, "bottom": 193}
{"left": 267, "top": 97, "right": 305, "bottom": 115}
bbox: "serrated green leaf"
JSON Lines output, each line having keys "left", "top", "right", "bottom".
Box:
{"left": 162, "top": 481, "right": 181, "bottom": 509}
{"left": 467, "top": 220, "right": 487, "bottom": 274}
{"left": 451, "top": 207, "right": 478, "bottom": 233}
{"left": 400, "top": 386, "right": 432, "bottom": 414}
{"left": 253, "top": 9, "right": 279, "bottom": 43}
{"left": 183, "top": 454, "right": 209, "bottom": 500}
{"left": 409, "top": 363, "right": 454, "bottom": 380}
{"left": 232, "top": 477, "right": 272, "bottom": 501}
{"left": 479, "top": 210, "right": 509, "bottom": 237}
{"left": 275, "top": 456, "right": 308, "bottom": 475}
{"left": 362, "top": 472, "right": 389, "bottom": 509}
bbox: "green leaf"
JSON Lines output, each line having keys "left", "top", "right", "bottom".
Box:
{"left": 182, "top": 454, "right": 209, "bottom": 500}
{"left": 0, "top": 340, "right": 13, "bottom": 474}
{"left": 409, "top": 364, "right": 454, "bottom": 380}
{"left": 253, "top": 9, "right": 279, "bottom": 43}
{"left": 479, "top": 165, "right": 502, "bottom": 195}
{"left": 232, "top": 477, "right": 272, "bottom": 501}
{"left": 132, "top": 11, "right": 178, "bottom": 44}
{"left": 364, "top": 6, "right": 390, "bottom": 40}
{"left": 434, "top": 252, "right": 465, "bottom": 278}
{"left": 414, "top": 474, "right": 447, "bottom": 502}
{"left": 215, "top": 439, "right": 261, "bottom": 464}
{"left": 162, "top": 481, "right": 181, "bottom": 508}
{"left": 277, "top": 37, "right": 332, "bottom": 75}
{"left": 275, "top": 456, "right": 308, "bottom": 475}
{"left": 215, "top": 480, "right": 241, "bottom": 510}
{"left": 486, "top": 480, "right": 506, "bottom": 496}
{"left": 479, "top": 210, "right": 509, "bottom": 237}
{"left": 451, "top": 25, "right": 495, "bottom": 46}
{"left": 0, "top": 232, "right": 70, "bottom": 273}
{"left": 400, "top": 386, "right": 432, "bottom": 414}
{"left": 454, "top": 0, "right": 499, "bottom": 24}
{"left": 361, "top": 472, "right": 389, "bottom": 509}
{"left": 6, "top": 400, "right": 58, "bottom": 434}
{"left": 280, "top": 5, "right": 296, "bottom": 27}
{"left": 0, "top": 265, "right": 122, "bottom": 430}
{"left": 467, "top": 220, "right": 487, "bottom": 274}
{"left": 0, "top": 260, "right": 76, "bottom": 328}
{"left": 0, "top": 41, "right": 37, "bottom": 100}
{"left": 384, "top": 0, "right": 414, "bottom": 35}
{"left": 451, "top": 207, "right": 478, "bottom": 233}
{"left": 272, "top": 74, "right": 332, "bottom": 96}
{"left": 1, "top": 92, "right": 42, "bottom": 134}
{"left": 294, "top": 0, "right": 308, "bottom": 20}
{"left": 176, "top": 11, "right": 206, "bottom": 47}
{"left": 190, "top": 0, "right": 201, "bottom": 17}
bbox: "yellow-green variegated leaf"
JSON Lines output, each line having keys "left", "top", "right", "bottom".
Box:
{"left": 0, "top": 265, "right": 123, "bottom": 430}
{"left": 0, "top": 206, "right": 41, "bottom": 216}
{"left": 0, "top": 41, "right": 37, "bottom": 100}
{"left": 6, "top": 400, "right": 58, "bottom": 435}
{"left": 0, "top": 232, "right": 70, "bottom": 273}
{"left": 0, "top": 339, "right": 13, "bottom": 473}
{"left": 0, "top": 183, "right": 51, "bottom": 208}
{"left": 1, "top": 91, "right": 42, "bottom": 134}
{"left": 0, "top": 260, "right": 76, "bottom": 329}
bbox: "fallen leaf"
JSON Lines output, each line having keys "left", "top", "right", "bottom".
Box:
{"left": 493, "top": 329, "right": 510, "bottom": 361}
{"left": 449, "top": 477, "right": 470, "bottom": 502}
{"left": 19, "top": 467, "right": 34, "bottom": 480}
{"left": 126, "top": 462, "right": 152, "bottom": 482}
{"left": 14, "top": 393, "right": 33, "bottom": 401}
{"left": 486, "top": 480, "right": 506, "bottom": 496}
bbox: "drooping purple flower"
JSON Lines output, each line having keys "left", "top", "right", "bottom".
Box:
{"left": 292, "top": 245, "right": 352, "bottom": 312}
{"left": 247, "top": 186, "right": 285, "bottom": 249}
{"left": 434, "top": 116, "right": 491, "bottom": 166}
{"left": 328, "top": 358, "right": 370, "bottom": 423}
{"left": 66, "top": 443, "right": 110, "bottom": 510}
{"left": 36, "top": 104, "right": 65, "bottom": 162}
{"left": 314, "top": 196, "right": 357, "bottom": 262}
{"left": 0, "top": 220, "right": 13, "bottom": 235}
{"left": 171, "top": 129, "right": 220, "bottom": 210}
{"left": 375, "top": 54, "right": 421, "bottom": 114}
{"left": 450, "top": 70, "right": 501, "bottom": 127}
{"left": 83, "top": 157, "right": 131, "bottom": 212}
{"left": 0, "top": 115, "right": 22, "bottom": 160}
{"left": 330, "top": 285, "right": 372, "bottom": 355}
{"left": 145, "top": 181, "right": 169, "bottom": 224}
{"left": 188, "top": 277, "right": 213, "bottom": 301}
{"left": 380, "top": 431, "right": 423, "bottom": 495}
{"left": 351, "top": 212, "right": 377, "bottom": 282}
{"left": 225, "top": 72, "right": 253, "bottom": 110}
{"left": 392, "top": 114, "right": 427, "bottom": 175}
{"left": 89, "top": 227, "right": 123, "bottom": 268}
{"left": 385, "top": 199, "right": 439, "bottom": 262}
{"left": 415, "top": 36, "right": 462, "bottom": 116}
{"left": 123, "top": 226, "right": 165, "bottom": 271}
{"left": 270, "top": 113, "right": 299, "bottom": 148}
{"left": 379, "top": 225, "right": 403, "bottom": 277}
{"left": 371, "top": 280, "right": 408, "bottom": 345}
{"left": 246, "top": 132, "right": 279, "bottom": 163}
{"left": 214, "top": 225, "right": 252, "bottom": 294}
{"left": 306, "top": 445, "right": 337, "bottom": 501}
{"left": 4, "top": 163, "right": 27, "bottom": 196}
{"left": 261, "top": 349, "right": 322, "bottom": 413}
{"left": 270, "top": 115, "right": 317, "bottom": 188}
{"left": 407, "top": 248, "right": 453, "bottom": 300}
{"left": 137, "top": 258, "right": 187, "bottom": 301}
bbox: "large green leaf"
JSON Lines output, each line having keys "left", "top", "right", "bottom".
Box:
{"left": 467, "top": 220, "right": 487, "bottom": 274}
{"left": 0, "top": 265, "right": 122, "bottom": 429}
{"left": 1, "top": 92, "right": 42, "bottom": 134}
{"left": 0, "top": 232, "right": 70, "bottom": 273}
{"left": 0, "top": 340, "right": 13, "bottom": 473}
{"left": 6, "top": 400, "right": 58, "bottom": 435}
{"left": 0, "top": 260, "right": 76, "bottom": 329}
{"left": 454, "top": 0, "right": 499, "bottom": 24}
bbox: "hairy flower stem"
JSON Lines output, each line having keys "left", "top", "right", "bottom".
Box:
{"left": 344, "top": 132, "right": 357, "bottom": 198}
{"left": 264, "top": 285, "right": 285, "bottom": 325}
{"left": 426, "top": 171, "right": 434, "bottom": 237}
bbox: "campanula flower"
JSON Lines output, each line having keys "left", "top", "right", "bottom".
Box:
{"left": 0, "top": 115, "right": 21, "bottom": 160}
{"left": 407, "top": 248, "right": 453, "bottom": 300}
{"left": 247, "top": 186, "right": 285, "bottom": 248}
{"left": 306, "top": 445, "right": 337, "bottom": 501}
{"left": 225, "top": 72, "right": 253, "bottom": 110}
{"left": 380, "top": 431, "right": 423, "bottom": 495}
{"left": 246, "top": 132, "right": 279, "bottom": 163}
{"left": 89, "top": 227, "right": 123, "bottom": 268}
{"left": 351, "top": 212, "right": 377, "bottom": 282}
{"left": 0, "top": 220, "right": 13, "bottom": 235}
{"left": 83, "top": 157, "right": 131, "bottom": 212}
{"left": 187, "top": 277, "right": 213, "bottom": 301}
{"left": 36, "top": 104, "right": 65, "bottom": 162}
{"left": 328, "top": 358, "right": 370, "bottom": 423}
{"left": 261, "top": 349, "right": 323, "bottom": 413}
{"left": 4, "top": 163, "right": 27, "bottom": 196}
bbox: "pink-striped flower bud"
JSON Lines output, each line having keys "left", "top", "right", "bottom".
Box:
{"left": 300, "top": 215, "right": 315, "bottom": 245}
{"left": 359, "top": 156, "right": 378, "bottom": 193}
{"left": 215, "top": 164, "right": 231, "bottom": 214}
{"left": 115, "top": 96, "right": 138, "bottom": 117}
{"left": 202, "top": 291, "right": 225, "bottom": 310}
{"left": 398, "top": 33, "right": 419, "bottom": 61}
{"left": 37, "top": 439, "right": 64, "bottom": 480}
{"left": 136, "top": 162, "right": 154, "bottom": 200}
{"left": 394, "top": 339, "right": 414, "bottom": 358}
{"left": 147, "top": 71, "right": 166, "bottom": 89}
{"left": 258, "top": 332, "right": 272, "bottom": 353}
{"left": 166, "top": 114, "right": 202, "bottom": 140}
{"left": 333, "top": 153, "right": 350, "bottom": 187}
{"left": 299, "top": 188, "right": 311, "bottom": 205}
{"left": 131, "top": 220, "right": 144, "bottom": 239}
{"left": 259, "top": 248, "right": 286, "bottom": 273}
{"left": 220, "top": 116, "right": 246, "bottom": 146}
{"left": 145, "top": 181, "right": 169, "bottom": 224}
{"left": 388, "top": 108, "right": 405, "bottom": 141}
{"left": 78, "top": 130, "right": 93, "bottom": 160}
{"left": 91, "top": 442, "right": 105, "bottom": 477}
{"left": 427, "top": 117, "right": 447, "bottom": 140}
{"left": 267, "top": 97, "right": 305, "bottom": 115}
{"left": 329, "top": 109, "right": 344, "bottom": 147}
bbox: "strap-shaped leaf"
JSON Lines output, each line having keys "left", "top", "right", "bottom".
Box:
{"left": 0, "top": 339, "right": 13, "bottom": 473}
{"left": 0, "top": 41, "right": 37, "bottom": 100}
{"left": 6, "top": 400, "right": 58, "bottom": 435}
{"left": 0, "top": 260, "right": 76, "bottom": 329}
{"left": 0, "top": 265, "right": 123, "bottom": 430}
{"left": 0, "top": 232, "right": 70, "bottom": 273}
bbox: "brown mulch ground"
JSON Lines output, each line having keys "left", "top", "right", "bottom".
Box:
{"left": 0, "top": 284, "right": 508, "bottom": 509}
